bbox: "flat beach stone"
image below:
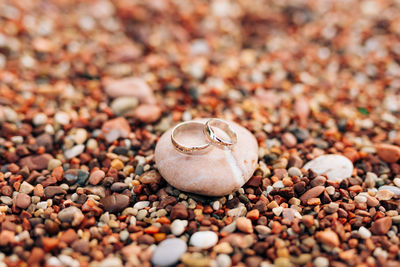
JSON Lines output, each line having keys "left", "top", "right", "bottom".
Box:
{"left": 155, "top": 119, "right": 258, "bottom": 196}
{"left": 378, "top": 186, "right": 400, "bottom": 196}
{"left": 189, "top": 231, "right": 218, "bottom": 249}
{"left": 103, "top": 77, "right": 155, "bottom": 104}
{"left": 303, "top": 154, "right": 353, "bottom": 182}
{"left": 151, "top": 238, "right": 187, "bottom": 267}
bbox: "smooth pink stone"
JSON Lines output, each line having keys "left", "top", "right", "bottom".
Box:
{"left": 103, "top": 77, "right": 155, "bottom": 104}
{"left": 101, "top": 117, "right": 131, "bottom": 142}
{"left": 155, "top": 119, "right": 258, "bottom": 196}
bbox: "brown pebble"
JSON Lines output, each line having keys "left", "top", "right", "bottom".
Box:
{"left": 139, "top": 170, "right": 161, "bottom": 184}
{"left": 15, "top": 193, "right": 31, "bottom": 209}
{"left": 236, "top": 217, "right": 253, "bottom": 233}
{"left": 134, "top": 104, "right": 162, "bottom": 123}
{"left": 370, "top": 217, "right": 392, "bottom": 235}
{"left": 100, "top": 194, "right": 130, "bottom": 213}
{"left": 300, "top": 186, "right": 325, "bottom": 203}
{"left": 89, "top": 170, "right": 105, "bottom": 185}
{"left": 44, "top": 186, "right": 66, "bottom": 198}
{"left": 376, "top": 144, "right": 400, "bottom": 163}
{"left": 59, "top": 229, "right": 78, "bottom": 244}
{"left": 33, "top": 184, "right": 44, "bottom": 197}
{"left": 302, "top": 215, "right": 314, "bottom": 227}
{"left": 282, "top": 132, "right": 297, "bottom": 148}
{"left": 71, "top": 239, "right": 90, "bottom": 254}
{"left": 316, "top": 229, "right": 340, "bottom": 247}
{"left": 170, "top": 203, "right": 188, "bottom": 220}
{"left": 19, "top": 154, "right": 53, "bottom": 170}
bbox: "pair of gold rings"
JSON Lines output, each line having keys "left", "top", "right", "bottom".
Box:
{"left": 171, "top": 119, "right": 238, "bottom": 154}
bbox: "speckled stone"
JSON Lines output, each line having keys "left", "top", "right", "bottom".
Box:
{"left": 155, "top": 119, "right": 258, "bottom": 196}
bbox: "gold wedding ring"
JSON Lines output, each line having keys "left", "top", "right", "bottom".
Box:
{"left": 203, "top": 118, "right": 238, "bottom": 148}
{"left": 171, "top": 121, "right": 210, "bottom": 154}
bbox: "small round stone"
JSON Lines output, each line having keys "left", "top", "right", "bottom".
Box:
{"left": 33, "top": 113, "right": 47, "bottom": 126}
{"left": 288, "top": 167, "right": 302, "bottom": 177}
{"left": 151, "top": 238, "right": 187, "bottom": 267}
{"left": 358, "top": 226, "right": 371, "bottom": 239}
{"left": 89, "top": 170, "right": 105, "bottom": 185}
{"left": 189, "top": 231, "right": 218, "bottom": 249}
{"left": 15, "top": 193, "right": 31, "bottom": 209}
{"left": 171, "top": 219, "right": 187, "bottom": 236}
{"left": 58, "top": 206, "right": 84, "bottom": 226}
{"left": 303, "top": 154, "right": 353, "bottom": 182}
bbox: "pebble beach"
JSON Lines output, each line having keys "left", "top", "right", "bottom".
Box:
{"left": 0, "top": 0, "right": 400, "bottom": 266}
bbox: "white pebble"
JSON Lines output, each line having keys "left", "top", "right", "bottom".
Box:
{"left": 64, "top": 144, "right": 85, "bottom": 159}
{"left": 190, "top": 231, "right": 218, "bottom": 249}
{"left": 133, "top": 201, "right": 150, "bottom": 210}
{"left": 354, "top": 195, "right": 367, "bottom": 203}
{"left": 216, "top": 254, "right": 231, "bottom": 267}
{"left": 171, "top": 219, "right": 187, "bottom": 236}
{"left": 273, "top": 181, "right": 284, "bottom": 189}
{"left": 326, "top": 186, "right": 335, "bottom": 195}
{"left": 358, "top": 226, "right": 371, "bottom": 239}
{"left": 313, "top": 257, "right": 329, "bottom": 267}
{"left": 55, "top": 111, "right": 70, "bottom": 125}
{"left": 33, "top": 113, "right": 47, "bottom": 126}
{"left": 394, "top": 178, "right": 400, "bottom": 188}
{"left": 272, "top": 206, "right": 283, "bottom": 216}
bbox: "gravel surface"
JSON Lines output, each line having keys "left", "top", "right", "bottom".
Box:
{"left": 0, "top": 0, "right": 400, "bottom": 266}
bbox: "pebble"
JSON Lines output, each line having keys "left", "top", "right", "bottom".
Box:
{"left": 365, "top": 172, "right": 377, "bottom": 188}
{"left": 216, "top": 254, "right": 232, "bottom": 267}
{"left": 133, "top": 201, "right": 150, "bottom": 210}
{"left": 54, "top": 111, "right": 70, "bottom": 125}
{"left": 103, "top": 77, "right": 156, "bottom": 104}
{"left": 44, "top": 186, "right": 66, "bottom": 198}
{"left": 19, "top": 154, "right": 53, "bottom": 170}
{"left": 89, "top": 170, "right": 105, "bottom": 185}
{"left": 213, "top": 242, "right": 233, "bottom": 254}
{"left": 315, "top": 230, "right": 340, "bottom": 247}
{"left": 134, "top": 104, "right": 162, "bottom": 123}
{"left": 190, "top": 231, "right": 218, "bottom": 249}
{"left": 324, "top": 202, "right": 339, "bottom": 213}
{"left": 15, "top": 193, "right": 31, "bottom": 209}
{"left": 110, "top": 96, "right": 139, "bottom": 116}
{"left": 313, "top": 257, "right": 329, "bottom": 267}
{"left": 155, "top": 119, "right": 258, "bottom": 196}
{"left": 101, "top": 117, "right": 131, "bottom": 142}
{"left": 171, "top": 219, "right": 187, "bottom": 236}
{"left": 282, "top": 208, "right": 301, "bottom": 220}
{"left": 47, "top": 159, "right": 62, "bottom": 171}
{"left": 101, "top": 194, "right": 130, "bottom": 213}
{"left": 309, "top": 176, "right": 326, "bottom": 187}
{"left": 288, "top": 167, "right": 301, "bottom": 177}
{"left": 281, "top": 132, "right": 297, "bottom": 148}
{"left": 58, "top": 206, "right": 84, "bottom": 226}
{"left": 33, "top": 113, "right": 47, "bottom": 126}
{"left": 299, "top": 186, "right": 325, "bottom": 203}
{"left": 354, "top": 195, "right": 367, "bottom": 203}
{"left": 394, "top": 178, "right": 400, "bottom": 187}
{"left": 375, "top": 190, "right": 394, "bottom": 201}
{"left": 151, "top": 238, "right": 187, "bottom": 267}
{"left": 110, "top": 182, "right": 128, "bottom": 192}
{"left": 376, "top": 143, "right": 400, "bottom": 163}
{"left": 64, "top": 144, "right": 85, "bottom": 159}
{"left": 358, "top": 226, "right": 371, "bottom": 239}
{"left": 1, "top": 196, "right": 13, "bottom": 206}
{"left": 370, "top": 217, "right": 392, "bottom": 235}
{"left": 273, "top": 181, "right": 284, "bottom": 189}
{"left": 378, "top": 186, "right": 400, "bottom": 196}
{"left": 255, "top": 225, "right": 271, "bottom": 236}
{"left": 303, "top": 154, "right": 353, "bottom": 182}
{"left": 170, "top": 203, "right": 188, "bottom": 220}
{"left": 366, "top": 195, "right": 379, "bottom": 206}
{"left": 139, "top": 170, "right": 161, "bottom": 184}
{"left": 236, "top": 217, "right": 253, "bottom": 233}
{"left": 19, "top": 181, "right": 34, "bottom": 194}
{"left": 272, "top": 206, "right": 283, "bottom": 216}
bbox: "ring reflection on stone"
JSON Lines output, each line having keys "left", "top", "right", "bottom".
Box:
{"left": 171, "top": 121, "right": 210, "bottom": 154}
{"left": 203, "top": 118, "right": 238, "bottom": 148}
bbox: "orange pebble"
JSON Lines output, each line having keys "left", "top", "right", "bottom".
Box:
{"left": 246, "top": 209, "right": 260, "bottom": 220}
